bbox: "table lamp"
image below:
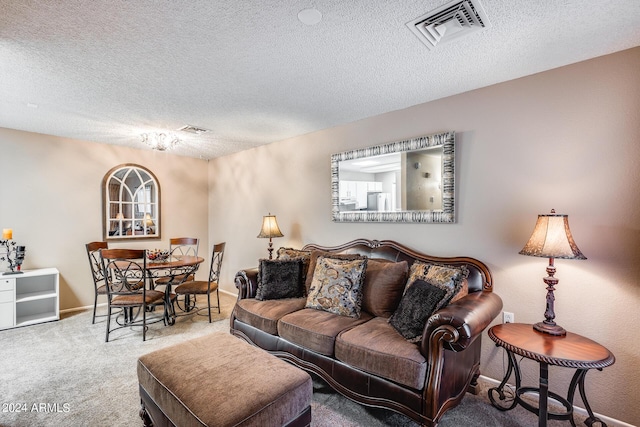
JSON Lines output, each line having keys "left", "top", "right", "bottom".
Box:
{"left": 519, "top": 209, "right": 586, "bottom": 336}
{"left": 257, "top": 213, "right": 284, "bottom": 259}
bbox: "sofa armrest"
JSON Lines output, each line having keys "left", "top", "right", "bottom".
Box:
{"left": 420, "top": 291, "right": 503, "bottom": 355}
{"left": 234, "top": 268, "right": 259, "bottom": 300}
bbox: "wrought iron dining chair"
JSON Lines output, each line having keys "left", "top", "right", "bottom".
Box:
{"left": 154, "top": 237, "right": 199, "bottom": 288}
{"left": 100, "top": 248, "right": 166, "bottom": 342}
{"left": 85, "top": 241, "right": 108, "bottom": 324}
{"left": 175, "top": 242, "right": 225, "bottom": 322}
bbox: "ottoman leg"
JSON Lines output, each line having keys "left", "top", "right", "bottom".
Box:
{"left": 139, "top": 402, "right": 153, "bottom": 427}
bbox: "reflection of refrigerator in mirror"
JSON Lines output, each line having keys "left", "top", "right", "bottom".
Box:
{"left": 367, "top": 192, "right": 391, "bottom": 211}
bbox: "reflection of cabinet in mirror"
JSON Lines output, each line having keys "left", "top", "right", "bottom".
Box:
{"left": 102, "top": 164, "right": 161, "bottom": 240}
{"left": 331, "top": 131, "right": 455, "bottom": 223}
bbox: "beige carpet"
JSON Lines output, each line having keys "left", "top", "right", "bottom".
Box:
{"left": 0, "top": 293, "right": 584, "bottom": 426}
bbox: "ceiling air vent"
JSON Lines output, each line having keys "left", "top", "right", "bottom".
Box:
{"left": 177, "top": 125, "right": 210, "bottom": 135}
{"left": 406, "top": 0, "right": 490, "bottom": 50}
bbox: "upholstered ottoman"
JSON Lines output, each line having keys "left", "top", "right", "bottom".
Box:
{"left": 137, "top": 331, "right": 312, "bottom": 427}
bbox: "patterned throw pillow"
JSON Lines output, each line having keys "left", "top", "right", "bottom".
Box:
{"left": 388, "top": 279, "right": 448, "bottom": 342}
{"left": 305, "top": 256, "right": 368, "bottom": 318}
{"left": 303, "top": 250, "right": 365, "bottom": 294}
{"left": 276, "top": 247, "right": 312, "bottom": 291}
{"left": 256, "top": 259, "right": 304, "bottom": 300}
{"left": 405, "top": 261, "right": 469, "bottom": 310}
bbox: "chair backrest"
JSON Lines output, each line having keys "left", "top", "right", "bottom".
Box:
{"left": 169, "top": 237, "right": 199, "bottom": 257}
{"left": 100, "top": 249, "right": 148, "bottom": 295}
{"left": 208, "top": 242, "right": 226, "bottom": 284}
{"left": 86, "top": 241, "right": 109, "bottom": 289}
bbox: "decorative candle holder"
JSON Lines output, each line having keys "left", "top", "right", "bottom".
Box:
{"left": 0, "top": 240, "right": 25, "bottom": 275}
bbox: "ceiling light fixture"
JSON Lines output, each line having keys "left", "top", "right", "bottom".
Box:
{"left": 141, "top": 132, "right": 180, "bottom": 151}
{"left": 298, "top": 8, "right": 322, "bottom": 25}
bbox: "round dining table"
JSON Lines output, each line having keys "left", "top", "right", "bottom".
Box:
{"left": 145, "top": 255, "right": 205, "bottom": 324}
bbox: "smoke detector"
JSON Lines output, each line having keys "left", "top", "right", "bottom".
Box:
{"left": 406, "top": 0, "right": 490, "bottom": 50}
{"left": 177, "top": 125, "right": 210, "bottom": 135}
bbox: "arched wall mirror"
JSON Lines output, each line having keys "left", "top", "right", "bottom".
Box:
{"left": 102, "top": 164, "right": 161, "bottom": 240}
{"left": 331, "top": 131, "right": 455, "bottom": 223}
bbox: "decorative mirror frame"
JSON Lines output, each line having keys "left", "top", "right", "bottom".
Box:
{"left": 331, "top": 131, "right": 455, "bottom": 223}
{"left": 102, "top": 164, "right": 161, "bottom": 240}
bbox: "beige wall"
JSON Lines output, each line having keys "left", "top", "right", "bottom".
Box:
{"left": 1, "top": 47, "right": 637, "bottom": 425}
{"left": 208, "top": 47, "right": 640, "bottom": 425}
{"left": 0, "top": 129, "right": 209, "bottom": 310}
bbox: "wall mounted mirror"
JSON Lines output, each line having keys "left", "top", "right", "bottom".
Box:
{"left": 331, "top": 131, "right": 455, "bottom": 223}
{"left": 102, "top": 164, "right": 161, "bottom": 240}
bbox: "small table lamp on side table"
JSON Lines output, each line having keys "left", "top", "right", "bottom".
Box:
{"left": 257, "top": 213, "right": 284, "bottom": 259}
{"left": 519, "top": 209, "right": 586, "bottom": 336}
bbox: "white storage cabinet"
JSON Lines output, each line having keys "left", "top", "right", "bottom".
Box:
{"left": 0, "top": 268, "right": 59, "bottom": 330}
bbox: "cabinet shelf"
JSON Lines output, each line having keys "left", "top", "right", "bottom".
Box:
{"left": 16, "top": 290, "right": 57, "bottom": 303}
{"left": 0, "top": 268, "right": 59, "bottom": 330}
{"left": 16, "top": 313, "right": 58, "bottom": 327}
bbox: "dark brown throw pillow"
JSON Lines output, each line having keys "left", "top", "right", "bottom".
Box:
{"left": 361, "top": 259, "right": 409, "bottom": 317}
{"left": 303, "top": 250, "right": 365, "bottom": 294}
{"left": 389, "top": 279, "right": 448, "bottom": 342}
{"left": 256, "top": 258, "right": 304, "bottom": 300}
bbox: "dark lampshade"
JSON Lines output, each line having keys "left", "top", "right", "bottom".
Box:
{"left": 257, "top": 213, "right": 283, "bottom": 259}
{"left": 519, "top": 209, "right": 586, "bottom": 336}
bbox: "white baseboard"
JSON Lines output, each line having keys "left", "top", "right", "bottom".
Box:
{"left": 479, "top": 375, "right": 633, "bottom": 427}
{"left": 60, "top": 290, "right": 238, "bottom": 315}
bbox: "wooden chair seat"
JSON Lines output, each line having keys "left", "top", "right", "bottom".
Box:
{"left": 111, "top": 290, "right": 165, "bottom": 307}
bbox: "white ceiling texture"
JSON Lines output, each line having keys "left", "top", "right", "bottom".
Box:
{"left": 1, "top": 0, "right": 639, "bottom": 159}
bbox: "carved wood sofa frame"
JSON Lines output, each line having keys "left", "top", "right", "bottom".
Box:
{"left": 231, "top": 239, "right": 503, "bottom": 427}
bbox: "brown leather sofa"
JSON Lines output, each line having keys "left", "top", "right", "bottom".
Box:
{"left": 231, "top": 239, "right": 502, "bottom": 427}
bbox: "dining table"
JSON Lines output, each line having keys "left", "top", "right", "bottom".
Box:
{"left": 145, "top": 255, "right": 205, "bottom": 325}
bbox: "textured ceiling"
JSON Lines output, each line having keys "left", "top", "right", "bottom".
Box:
{"left": 1, "top": 0, "right": 639, "bottom": 159}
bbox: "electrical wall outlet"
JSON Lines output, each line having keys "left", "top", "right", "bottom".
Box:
{"left": 503, "top": 311, "right": 515, "bottom": 323}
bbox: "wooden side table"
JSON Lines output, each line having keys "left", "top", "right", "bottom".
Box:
{"left": 488, "top": 323, "right": 614, "bottom": 427}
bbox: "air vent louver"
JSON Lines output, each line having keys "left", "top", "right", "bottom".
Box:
{"left": 407, "top": 0, "right": 490, "bottom": 50}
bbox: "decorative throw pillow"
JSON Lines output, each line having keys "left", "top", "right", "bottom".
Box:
{"left": 303, "top": 250, "right": 365, "bottom": 294}
{"left": 389, "top": 279, "right": 448, "bottom": 342}
{"left": 256, "top": 259, "right": 304, "bottom": 300}
{"left": 449, "top": 278, "right": 469, "bottom": 304}
{"left": 405, "top": 261, "right": 469, "bottom": 309}
{"left": 305, "top": 256, "right": 368, "bottom": 318}
{"left": 361, "top": 259, "right": 409, "bottom": 318}
{"left": 276, "top": 247, "right": 312, "bottom": 291}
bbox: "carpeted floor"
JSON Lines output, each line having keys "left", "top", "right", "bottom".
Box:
{"left": 0, "top": 293, "right": 585, "bottom": 426}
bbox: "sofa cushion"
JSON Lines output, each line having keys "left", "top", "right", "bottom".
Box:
{"left": 361, "top": 259, "right": 409, "bottom": 318}
{"left": 256, "top": 258, "right": 304, "bottom": 300}
{"left": 388, "top": 279, "right": 448, "bottom": 342}
{"left": 276, "top": 247, "right": 312, "bottom": 290}
{"left": 335, "top": 317, "right": 427, "bottom": 390}
{"left": 406, "top": 261, "right": 469, "bottom": 307}
{"left": 306, "top": 256, "right": 368, "bottom": 318}
{"left": 304, "top": 250, "right": 365, "bottom": 294}
{"left": 234, "top": 298, "right": 306, "bottom": 335}
{"left": 278, "top": 308, "right": 373, "bottom": 356}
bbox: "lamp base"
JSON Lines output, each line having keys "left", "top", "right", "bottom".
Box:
{"left": 533, "top": 321, "right": 566, "bottom": 336}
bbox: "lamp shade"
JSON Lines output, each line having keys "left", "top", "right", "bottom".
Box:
{"left": 144, "top": 213, "right": 155, "bottom": 227}
{"left": 257, "top": 214, "right": 284, "bottom": 239}
{"left": 519, "top": 210, "right": 586, "bottom": 259}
